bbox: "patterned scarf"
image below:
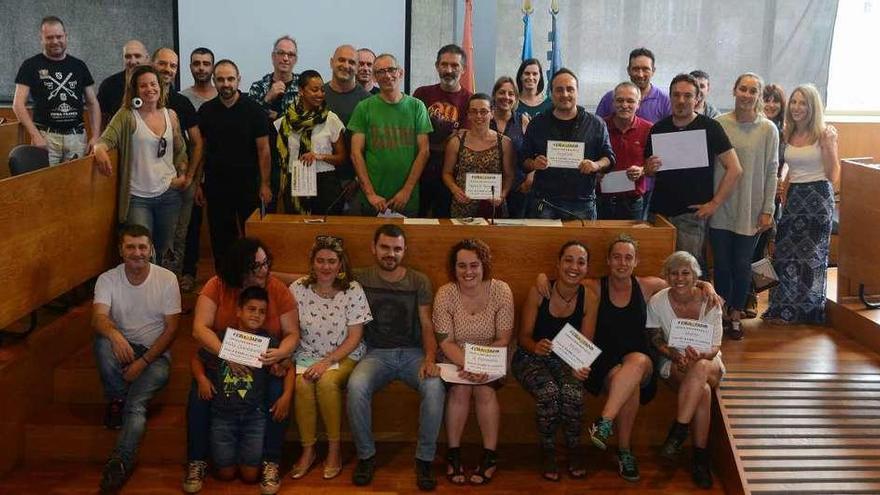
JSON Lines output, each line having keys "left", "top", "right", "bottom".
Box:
{"left": 276, "top": 95, "right": 329, "bottom": 166}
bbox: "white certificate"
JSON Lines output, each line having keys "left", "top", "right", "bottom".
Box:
{"left": 450, "top": 217, "right": 489, "bottom": 225}
{"left": 600, "top": 170, "right": 636, "bottom": 194}
{"left": 547, "top": 140, "right": 585, "bottom": 169}
{"left": 668, "top": 318, "right": 713, "bottom": 352}
{"left": 218, "top": 328, "right": 270, "bottom": 368}
{"left": 463, "top": 343, "right": 508, "bottom": 376}
{"left": 650, "top": 130, "right": 709, "bottom": 171}
{"left": 465, "top": 173, "right": 502, "bottom": 200}
{"left": 403, "top": 218, "right": 440, "bottom": 225}
{"left": 551, "top": 323, "right": 602, "bottom": 370}
{"left": 290, "top": 159, "right": 317, "bottom": 197}
{"left": 437, "top": 363, "right": 504, "bottom": 384}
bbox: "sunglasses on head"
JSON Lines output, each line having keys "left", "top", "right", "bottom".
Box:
{"left": 315, "top": 235, "right": 344, "bottom": 250}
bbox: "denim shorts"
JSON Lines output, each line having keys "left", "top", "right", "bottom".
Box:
{"left": 210, "top": 407, "right": 266, "bottom": 468}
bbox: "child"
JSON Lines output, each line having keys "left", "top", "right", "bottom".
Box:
{"left": 191, "top": 286, "right": 295, "bottom": 484}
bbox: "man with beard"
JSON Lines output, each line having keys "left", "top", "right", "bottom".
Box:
{"left": 98, "top": 40, "right": 150, "bottom": 125}
{"left": 92, "top": 224, "right": 181, "bottom": 494}
{"left": 198, "top": 60, "right": 272, "bottom": 271}
{"left": 152, "top": 48, "right": 204, "bottom": 279}
{"left": 413, "top": 44, "right": 472, "bottom": 217}
{"left": 181, "top": 47, "right": 217, "bottom": 111}
{"left": 324, "top": 44, "right": 371, "bottom": 195}
{"left": 248, "top": 35, "right": 300, "bottom": 120}
{"left": 347, "top": 224, "right": 444, "bottom": 491}
{"left": 357, "top": 48, "right": 379, "bottom": 94}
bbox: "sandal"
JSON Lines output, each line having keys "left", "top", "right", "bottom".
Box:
{"left": 541, "top": 447, "right": 560, "bottom": 482}
{"left": 469, "top": 448, "right": 497, "bottom": 485}
{"left": 567, "top": 453, "right": 586, "bottom": 479}
{"left": 445, "top": 447, "right": 466, "bottom": 485}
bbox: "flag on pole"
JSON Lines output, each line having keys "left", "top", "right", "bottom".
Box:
{"left": 461, "top": 0, "right": 476, "bottom": 93}
{"left": 547, "top": 0, "right": 562, "bottom": 94}
{"left": 521, "top": 0, "right": 533, "bottom": 61}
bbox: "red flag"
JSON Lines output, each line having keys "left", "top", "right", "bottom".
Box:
{"left": 461, "top": 0, "right": 476, "bottom": 93}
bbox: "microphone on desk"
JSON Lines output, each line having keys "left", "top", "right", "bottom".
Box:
{"left": 490, "top": 185, "right": 496, "bottom": 225}
{"left": 538, "top": 198, "right": 586, "bottom": 227}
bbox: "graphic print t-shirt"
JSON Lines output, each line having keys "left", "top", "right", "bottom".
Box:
{"left": 413, "top": 83, "right": 471, "bottom": 178}
{"left": 353, "top": 266, "right": 433, "bottom": 349}
{"left": 16, "top": 54, "right": 94, "bottom": 129}
{"left": 199, "top": 329, "right": 275, "bottom": 414}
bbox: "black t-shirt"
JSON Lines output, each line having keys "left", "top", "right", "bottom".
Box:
{"left": 167, "top": 89, "right": 199, "bottom": 131}
{"left": 198, "top": 329, "right": 274, "bottom": 414}
{"left": 198, "top": 92, "right": 270, "bottom": 174}
{"left": 15, "top": 53, "right": 95, "bottom": 130}
{"left": 323, "top": 82, "right": 370, "bottom": 180}
{"left": 97, "top": 70, "right": 126, "bottom": 119}
{"left": 644, "top": 113, "right": 733, "bottom": 217}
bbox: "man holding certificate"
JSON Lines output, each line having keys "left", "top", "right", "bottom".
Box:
{"left": 644, "top": 73, "right": 742, "bottom": 273}
{"left": 522, "top": 69, "right": 615, "bottom": 220}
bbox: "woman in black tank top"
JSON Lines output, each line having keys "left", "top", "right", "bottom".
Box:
{"left": 511, "top": 241, "right": 598, "bottom": 481}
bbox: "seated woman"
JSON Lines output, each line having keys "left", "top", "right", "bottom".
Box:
{"left": 512, "top": 241, "right": 596, "bottom": 481}
{"left": 647, "top": 251, "right": 725, "bottom": 489}
{"left": 289, "top": 235, "right": 372, "bottom": 480}
{"left": 434, "top": 239, "right": 514, "bottom": 485}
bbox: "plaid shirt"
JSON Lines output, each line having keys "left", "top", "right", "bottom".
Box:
{"left": 248, "top": 72, "right": 299, "bottom": 117}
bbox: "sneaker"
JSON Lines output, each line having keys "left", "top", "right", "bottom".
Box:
{"left": 660, "top": 422, "right": 689, "bottom": 460}
{"left": 352, "top": 456, "right": 375, "bottom": 486}
{"left": 104, "top": 399, "right": 124, "bottom": 430}
{"left": 692, "top": 449, "right": 713, "bottom": 489}
{"left": 260, "top": 461, "right": 281, "bottom": 495}
{"left": 180, "top": 274, "right": 196, "bottom": 293}
{"left": 182, "top": 460, "right": 208, "bottom": 493}
{"left": 414, "top": 459, "right": 437, "bottom": 491}
{"left": 616, "top": 449, "right": 640, "bottom": 482}
{"left": 99, "top": 457, "right": 127, "bottom": 494}
{"left": 589, "top": 417, "right": 614, "bottom": 450}
{"left": 727, "top": 320, "right": 744, "bottom": 340}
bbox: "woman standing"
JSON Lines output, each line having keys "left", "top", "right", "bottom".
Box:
{"left": 276, "top": 70, "right": 347, "bottom": 215}
{"left": 490, "top": 76, "right": 532, "bottom": 218}
{"left": 647, "top": 252, "right": 724, "bottom": 489}
{"left": 512, "top": 241, "right": 595, "bottom": 481}
{"left": 442, "top": 94, "right": 514, "bottom": 219}
{"left": 516, "top": 58, "right": 552, "bottom": 118}
{"left": 290, "top": 235, "right": 371, "bottom": 480}
{"left": 763, "top": 84, "right": 839, "bottom": 324}
{"left": 434, "top": 239, "right": 514, "bottom": 485}
{"left": 709, "top": 73, "right": 779, "bottom": 339}
{"left": 95, "top": 65, "right": 188, "bottom": 266}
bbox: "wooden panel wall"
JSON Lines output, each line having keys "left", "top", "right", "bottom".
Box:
{"left": 0, "top": 121, "right": 23, "bottom": 180}
{"left": 0, "top": 153, "right": 119, "bottom": 329}
{"left": 837, "top": 160, "right": 880, "bottom": 301}
{"left": 831, "top": 121, "right": 880, "bottom": 161}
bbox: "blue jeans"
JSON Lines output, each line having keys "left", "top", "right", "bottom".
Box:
{"left": 170, "top": 180, "right": 197, "bottom": 275}
{"left": 710, "top": 228, "right": 759, "bottom": 311}
{"left": 211, "top": 407, "right": 266, "bottom": 468}
{"left": 666, "top": 212, "right": 708, "bottom": 277}
{"left": 598, "top": 195, "right": 644, "bottom": 220}
{"left": 526, "top": 196, "right": 597, "bottom": 221}
{"left": 93, "top": 336, "right": 170, "bottom": 468}
{"left": 127, "top": 187, "right": 182, "bottom": 267}
{"left": 346, "top": 348, "right": 446, "bottom": 462}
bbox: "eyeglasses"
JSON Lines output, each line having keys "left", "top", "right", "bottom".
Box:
{"left": 157, "top": 137, "right": 167, "bottom": 158}
{"left": 273, "top": 50, "right": 297, "bottom": 59}
{"left": 248, "top": 257, "right": 272, "bottom": 272}
{"left": 315, "top": 235, "right": 344, "bottom": 250}
{"left": 373, "top": 67, "right": 399, "bottom": 77}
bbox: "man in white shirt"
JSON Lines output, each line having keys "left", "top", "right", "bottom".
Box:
{"left": 92, "top": 224, "right": 181, "bottom": 494}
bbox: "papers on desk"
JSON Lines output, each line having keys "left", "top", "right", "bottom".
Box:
{"left": 463, "top": 343, "right": 507, "bottom": 376}
{"left": 218, "top": 328, "right": 270, "bottom": 368}
{"left": 547, "top": 140, "right": 585, "bottom": 169}
{"left": 650, "top": 130, "right": 709, "bottom": 171}
{"left": 465, "top": 173, "right": 502, "bottom": 200}
{"left": 290, "top": 159, "right": 317, "bottom": 197}
{"left": 450, "top": 217, "right": 490, "bottom": 225}
{"left": 403, "top": 218, "right": 441, "bottom": 225}
{"left": 551, "top": 323, "right": 602, "bottom": 370}
{"left": 438, "top": 363, "right": 504, "bottom": 384}
{"left": 492, "top": 218, "right": 526, "bottom": 226}
{"left": 600, "top": 170, "right": 636, "bottom": 194}
{"left": 668, "top": 318, "right": 713, "bottom": 352}
{"left": 525, "top": 218, "right": 563, "bottom": 227}
{"left": 377, "top": 209, "right": 406, "bottom": 218}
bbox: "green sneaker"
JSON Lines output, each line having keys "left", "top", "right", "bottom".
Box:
{"left": 617, "top": 449, "right": 640, "bottom": 482}
{"left": 588, "top": 417, "right": 614, "bottom": 450}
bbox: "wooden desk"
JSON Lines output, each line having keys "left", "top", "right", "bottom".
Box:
{"left": 838, "top": 158, "right": 880, "bottom": 301}
{"left": 0, "top": 121, "right": 23, "bottom": 180}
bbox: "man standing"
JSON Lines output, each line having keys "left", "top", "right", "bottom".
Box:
{"left": 181, "top": 47, "right": 217, "bottom": 111}
{"left": 644, "top": 73, "right": 742, "bottom": 272}
{"left": 97, "top": 40, "right": 150, "bottom": 124}
{"left": 347, "top": 224, "right": 444, "bottom": 491}
{"left": 153, "top": 48, "right": 204, "bottom": 282}
{"left": 248, "top": 35, "right": 299, "bottom": 120}
{"left": 198, "top": 60, "right": 272, "bottom": 271}
{"left": 598, "top": 82, "right": 651, "bottom": 220}
{"left": 348, "top": 53, "right": 431, "bottom": 217}
{"left": 690, "top": 70, "right": 720, "bottom": 119}
{"left": 324, "top": 44, "right": 371, "bottom": 191}
{"left": 596, "top": 48, "right": 671, "bottom": 124}
{"left": 13, "top": 16, "right": 101, "bottom": 164}
{"left": 413, "top": 44, "right": 472, "bottom": 217}
{"left": 522, "top": 69, "right": 615, "bottom": 220}
{"left": 357, "top": 48, "right": 379, "bottom": 95}
{"left": 93, "top": 224, "right": 181, "bottom": 494}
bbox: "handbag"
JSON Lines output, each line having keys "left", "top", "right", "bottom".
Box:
{"left": 751, "top": 257, "right": 779, "bottom": 292}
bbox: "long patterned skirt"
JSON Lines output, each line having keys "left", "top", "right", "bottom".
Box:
{"left": 763, "top": 180, "right": 834, "bottom": 324}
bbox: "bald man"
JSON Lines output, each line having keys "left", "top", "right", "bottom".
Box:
{"left": 98, "top": 39, "right": 150, "bottom": 124}
{"left": 324, "top": 44, "right": 371, "bottom": 194}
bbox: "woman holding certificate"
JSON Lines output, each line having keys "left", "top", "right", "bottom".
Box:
{"left": 289, "top": 235, "right": 371, "bottom": 480}
{"left": 275, "top": 70, "right": 347, "bottom": 214}
{"left": 433, "top": 239, "right": 514, "bottom": 485}
{"left": 442, "top": 94, "right": 515, "bottom": 219}
{"left": 512, "top": 241, "right": 597, "bottom": 481}
{"left": 646, "top": 251, "right": 724, "bottom": 489}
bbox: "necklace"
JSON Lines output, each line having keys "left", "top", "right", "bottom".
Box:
{"left": 555, "top": 283, "right": 578, "bottom": 306}
{"left": 313, "top": 284, "right": 337, "bottom": 299}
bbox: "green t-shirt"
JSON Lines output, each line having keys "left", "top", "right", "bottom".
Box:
{"left": 348, "top": 94, "right": 433, "bottom": 214}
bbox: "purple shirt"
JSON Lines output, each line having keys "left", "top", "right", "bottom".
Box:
{"left": 595, "top": 84, "right": 671, "bottom": 124}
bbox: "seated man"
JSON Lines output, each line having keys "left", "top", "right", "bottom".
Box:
{"left": 346, "top": 224, "right": 445, "bottom": 491}
{"left": 92, "top": 224, "right": 181, "bottom": 494}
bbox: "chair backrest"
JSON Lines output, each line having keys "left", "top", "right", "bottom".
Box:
{"left": 8, "top": 145, "right": 50, "bottom": 176}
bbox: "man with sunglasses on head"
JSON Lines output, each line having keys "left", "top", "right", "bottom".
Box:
{"left": 349, "top": 53, "right": 432, "bottom": 217}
